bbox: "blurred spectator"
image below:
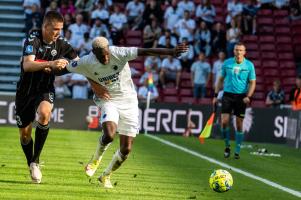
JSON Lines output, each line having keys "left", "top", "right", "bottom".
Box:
{"left": 144, "top": 56, "right": 161, "bottom": 72}
{"left": 68, "top": 14, "right": 90, "bottom": 48}
{"left": 179, "top": 37, "right": 194, "bottom": 72}
{"left": 60, "top": 0, "right": 76, "bottom": 17}
{"left": 265, "top": 79, "right": 285, "bottom": 108}
{"left": 191, "top": 52, "right": 211, "bottom": 100}
{"left": 194, "top": 21, "right": 211, "bottom": 56}
{"left": 63, "top": 13, "right": 73, "bottom": 32}
{"left": 139, "top": 66, "right": 159, "bottom": 86}
{"left": 126, "top": 0, "right": 145, "bottom": 30}
{"left": 226, "top": 0, "right": 243, "bottom": 27}
{"left": 142, "top": 0, "right": 163, "bottom": 28}
{"left": 138, "top": 78, "right": 159, "bottom": 103}
{"left": 96, "top": 0, "right": 113, "bottom": 9}
{"left": 77, "top": 32, "right": 92, "bottom": 57}
{"left": 158, "top": 29, "right": 178, "bottom": 48}
{"left": 178, "top": 0, "right": 196, "bottom": 17}
{"left": 226, "top": 19, "right": 241, "bottom": 57}
{"left": 45, "top": 1, "right": 59, "bottom": 13}
{"left": 261, "top": 0, "right": 289, "bottom": 8}
{"left": 211, "top": 22, "right": 226, "bottom": 54}
{"left": 164, "top": 0, "right": 182, "bottom": 31}
{"left": 109, "top": 5, "right": 127, "bottom": 45}
{"left": 212, "top": 51, "right": 226, "bottom": 89}
{"left": 90, "top": 18, "right": 110, "bottom": 39}
{"left": 70, "top": 73, "right": 89, "bottom": 99}
{"left": 25, "top": 3, "right": 42, "bottom": 33}
{"left": 64, "top": 30, "right": 77, "bottom": 48}
{"left": 75, "top": 0, "right": 94, "bottom": 14}
{"left": 174, "top": 10, "right": 196, "bottom": 43}
{"left": 54, "top": 76, "right": 71, "bottom": 99}
{"left": 290, "top": 75, "right": 301, "bottom": 110}
{"left": 160, "top": 55, "right": 182, "bottom": 89}
{"left": 143, "top": 19, "right": 162, "bottom": 48}
{"left": 23, "top": 0, "right": 41, "bottom": 17}
{"left": 195, "top": 0, "right": 216, "bottom": 27}
{"left": 289, "top": 1, "right": 301, "bottom": 20}
{"left": 91, "top": 2, "right": 109, "bottom": 24}
{"left": 23, "top": 0, "right": 41, "bottom": 34}
{"left": 242, "top": 0, "right": 260, "bottom": 35}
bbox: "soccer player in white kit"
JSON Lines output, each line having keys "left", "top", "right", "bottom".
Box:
{"left": 66, "top": 37, "right": 188, "bottom": 188}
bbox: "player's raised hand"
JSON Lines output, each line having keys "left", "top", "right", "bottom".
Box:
{"left": 88, "top": 78, "right": 111, "bottom": 100}
{"left": 174, "top": 43, "right": 189, "bottom": 57}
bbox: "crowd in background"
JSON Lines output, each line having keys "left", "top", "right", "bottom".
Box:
{"left": 21, "top": 0, "right": 300, "bottom": 107}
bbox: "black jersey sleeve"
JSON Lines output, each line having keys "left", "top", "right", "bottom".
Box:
{"left": 59, "top": 37, "right": 78, "bottom": 60}
{"left": 23, "top": 33, "right": 39, "bottom": 57}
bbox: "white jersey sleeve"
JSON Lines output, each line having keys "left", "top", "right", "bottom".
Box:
{"left": 110, "top": 46, "right": 138, "bottom": 62}
{"left": 66, "top": 57, "right": 89, "bottom": 77}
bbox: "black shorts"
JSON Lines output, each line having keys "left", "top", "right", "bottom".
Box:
{"left": 15, "top": 92, "right": 54, "bottom": 128}
{"left": 221, "top": 92, "right": 247, "bottom": 118}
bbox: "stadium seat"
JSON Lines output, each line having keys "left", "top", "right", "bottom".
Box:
{"left": 163, "top": 96, "right": 179, "bottom": 103}
{"left": 180, "top": 97, "right": 196, "bottom": 104}
{"left": 262, "top": 60, "right": 278, "bottom": 68}
{"left": 273, "top": 10, "right": 289, "bottom": 17}
{"left": 259, "top": 36, "right": 275, "bottom": 43}
{"left": 245, "top": 43, "right": 258, "bottom": 51}
{"left": 256, "top": 84, "right": 265, "bottom": 92}
{"left": 280, "top": 61, "right": 296, "bottom": 69}
{"left": 163, "top": 88, "right": 178, "bottom": 95}
{"left": 281, "top": 69, "right": 296, "bottom": 77}
{"left": 260, "top": 44, "right": 275, "bottom": 51}
{"left": 180, "top": 80, "right": 192, "bottom": 88}
{"left": 256, "top": 76, "right": 264, "bottom": 83}
{"left": 252, "top": 91, "right": 265, "bottom": 100}
{"left": 252, "top": 100, "right": 266, "bottom": 108}
{"left": 198, "top": 98, "right": 211, "bottom": 105}
{"left": 276, "top": 36, "right": 292, "bottom": 44}
{"left": 279, "top": 52, "right": 294, "bottom": 60}
{"left": 126, "top": 30, "right": 142, "bottom": 37}
{"left": 129, "top": 61, "right": 144, "bottom": 71}
{"left": 258, "top": 17, "right": 273, "bottom": 26}
{"left": 179, "top": 88, "right": 192, "bottom": 97}
{"left": 263, "top": 69, "right": 279, "bottom": 77}
{"left": 247, "top": 51, "right": 260, "bottom": 59}
{"left": 258, "top": 9, "right": 273, "bottom": 16}
{"left": 252, "top": 60, "right": 261, "bottom": 68}
{"left": 275, "top": 27, "right": 290, "bottom": 35}
{"left": 126, "top": 38, "right": 142, "bottom": 46}
{"left": 276, "top": 44, "right": 293, "bottom": 52}
{"left": 283, "top": 77, "right": 296, "bottom": 86}
{"left": 255, "top": 68, "right": 262, "bottom": 75}
{"left": 243, "top": 35, "right": 258, "bottom": 42}
{"left": 274, "top": 18, "right": 290, "bottom": 26}
{"left": 180, "top": 72, "right": 191, "bottom": 80}
{"left": 261, "top": 52, "right": 277, "bottom": 59}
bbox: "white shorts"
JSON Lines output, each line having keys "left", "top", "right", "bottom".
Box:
{"left": 96, "top": 99, "right": 139, "bottom": 137}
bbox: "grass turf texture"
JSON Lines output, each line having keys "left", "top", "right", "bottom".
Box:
{"left": 0, "top": 126, "right": 300, "bottom": 200}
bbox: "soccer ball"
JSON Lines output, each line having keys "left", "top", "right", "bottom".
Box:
{"left": 209, "top": 169, "right": 233, "bottom": 193}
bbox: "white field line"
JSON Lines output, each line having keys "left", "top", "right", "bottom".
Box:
{"left": 145, "top": 134, "right": 301, "bottom": 198}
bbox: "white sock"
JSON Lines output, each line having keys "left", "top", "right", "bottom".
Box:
{"left": 103, "top": 149, "right": 127, "bottom": 175}
{"left": 92, "top": 136, "right": 111, "bottom": 161}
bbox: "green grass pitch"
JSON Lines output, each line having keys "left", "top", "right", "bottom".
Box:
{"left": 0, "top": 126, "right": 300, "bottom": 200}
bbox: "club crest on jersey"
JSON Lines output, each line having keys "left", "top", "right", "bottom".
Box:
{"left": 71, "top": 61, "right": 78, "bottom": 67}
{"left": 25, "top": 45, "right": 33, "bottom": 53}
{"left": 112, "top": 65, "right": 118, "bottom": 71}
{"left": 51, "top": 49, "right": 57, "bottom": 56}
{"left": 234, "top": 66, "right": 240, "bottom": 74}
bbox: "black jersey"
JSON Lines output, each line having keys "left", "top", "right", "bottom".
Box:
{"left": 16, "top": 30, "right": 77, "bottom": 96}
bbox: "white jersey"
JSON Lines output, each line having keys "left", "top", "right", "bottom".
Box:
{"left": 67, "top": 46, "right": 138, "bottom": 102}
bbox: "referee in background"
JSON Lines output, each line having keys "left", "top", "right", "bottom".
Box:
{"left": 213, "top": 43, "right": 256, "bottom": 159}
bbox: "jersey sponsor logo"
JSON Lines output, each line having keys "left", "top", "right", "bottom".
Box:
{"left": 112, "top": 65, "right": 118, "bottom": 70}
{"left": 98, "top": 72, "right": 120, "bottom": 86}
{"left": 51, "top": 49, "right": 57, "bottom": 56}
{"left": 25, "top": 45, "right": 33, "bottom": 53}
{"left": 71, "top": 61, "right": 78, "bottom": 67}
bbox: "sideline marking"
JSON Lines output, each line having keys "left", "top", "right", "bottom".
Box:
{"left": 145, "top": 134, "right": 301, "bottom": 198}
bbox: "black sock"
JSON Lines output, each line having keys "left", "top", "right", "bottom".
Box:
{"left": 32, "top": 123, "right": 49, "bottom": 163}
{"left": 21, "top": 138, "right": 33, "bottom": 166}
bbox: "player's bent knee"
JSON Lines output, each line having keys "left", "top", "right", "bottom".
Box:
{"left": 120, "top": 146, "right": 132, "bottom": 156}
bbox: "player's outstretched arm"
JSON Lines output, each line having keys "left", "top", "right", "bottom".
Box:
{"left": 137, "top": 43, "right": 189, "bottom": 57}
{"left": 23, "top": 55, "right": 69, "bottom": 72}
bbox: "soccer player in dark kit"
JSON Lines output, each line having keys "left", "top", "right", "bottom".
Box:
{"left": 15, "top": 11, "right": 77, "bottom": 183}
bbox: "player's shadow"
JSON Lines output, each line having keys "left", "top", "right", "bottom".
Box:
{"left": 0, "top": 179, "right": 30, "bottom": 184}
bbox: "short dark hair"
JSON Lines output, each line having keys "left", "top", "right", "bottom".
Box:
{"left": 235, "top": 42, "right": 245, "bottom": 47}
{"left": 43, "top": 11, "right": 64, "bottom": 25}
